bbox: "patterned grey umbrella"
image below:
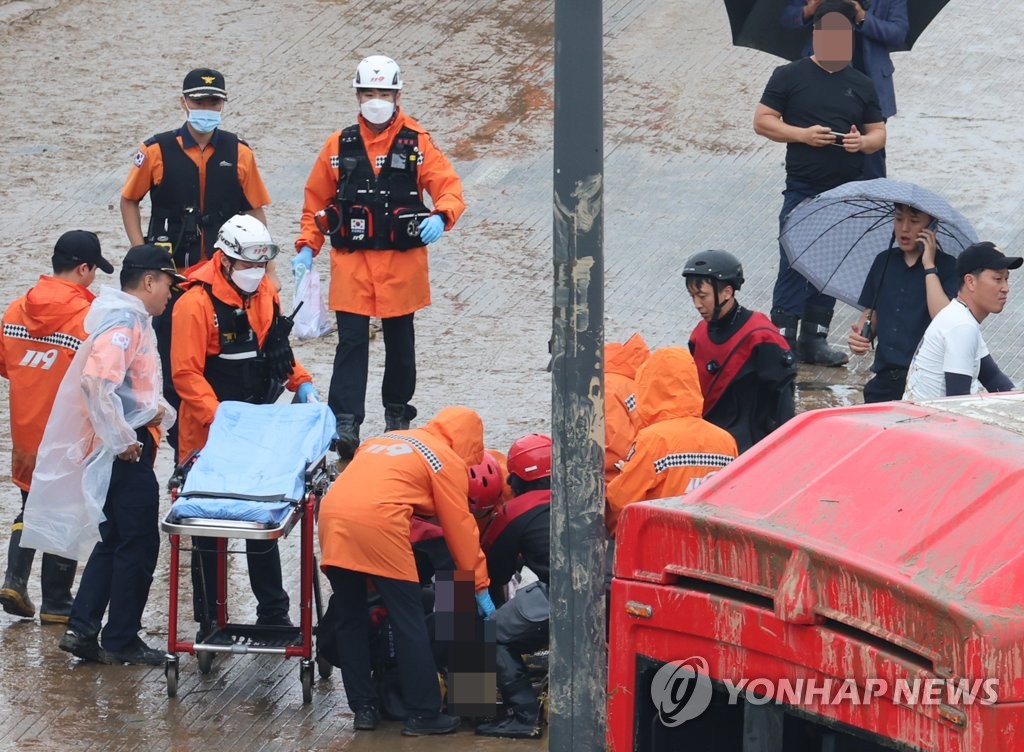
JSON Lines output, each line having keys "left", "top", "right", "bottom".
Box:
{"left": 781, "top": 178, "right": 978, "bottom": 308}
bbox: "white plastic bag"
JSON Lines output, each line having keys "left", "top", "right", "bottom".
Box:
{"left": 292, "top": 268, "right": 333, "bottom": 340}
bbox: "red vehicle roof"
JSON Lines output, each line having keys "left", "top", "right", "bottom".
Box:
{"left": 615, "top": 394, "right": 1024, "bottom": 703}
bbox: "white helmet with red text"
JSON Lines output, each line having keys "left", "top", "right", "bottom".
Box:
{"left": 352, "top": 55, "right": 403, "bottom": 90}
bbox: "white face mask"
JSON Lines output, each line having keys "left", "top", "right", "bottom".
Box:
{"left": 231, "top": 266, "right": 265, "bottom": 293}
{"left": 360, "top": 98, "right": 395, "bottom": 125}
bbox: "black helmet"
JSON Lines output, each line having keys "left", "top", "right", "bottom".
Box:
{"left": 682, "top": 250, "right": 744, "bottom": 291}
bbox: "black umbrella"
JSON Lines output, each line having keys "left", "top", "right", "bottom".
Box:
{"left": 904, "top": 1, "right": 953, "bottom": 50}
{"left": 725, "top": 0, "right": 809, "bottom": 61}
{"left": 724, "top": 0, "right": 954, "bottom": 62}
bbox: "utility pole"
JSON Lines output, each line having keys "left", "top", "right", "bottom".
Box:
{"left": 549, "top": 0, "right": 606, "bottom": 748}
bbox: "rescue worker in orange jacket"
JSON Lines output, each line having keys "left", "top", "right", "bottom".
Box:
{"left": 120, "top": 67, "right": 276, "bottom": 451}
{"left": 604, "top": 332, "right": 650, "bottom": 484}
{"left": 0, "top": 231, "right": 114, "bottom": 623}
{"left": 292, "top": 55, "right": 466, "bottom": 458}
{"left": 171, "top": 215, "right": 316, "bottom": 636}
{"left": 318, "top": 406, "right": 491, "bottom": 736}
{"left": 605, "top": 347, "right": 739, "bottom": 535}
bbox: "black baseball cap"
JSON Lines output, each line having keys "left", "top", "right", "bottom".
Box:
{"left": 182, "top": 68, "right": 227, "bottom": 100}
{"left": 956, "top": 241, "right": 1023, "bottom": 277}
{"left": 122, "top": 244, "right": 187, "bottom": 284}
{"left": 53, "top": 230, "right": 114, "bottom": 274}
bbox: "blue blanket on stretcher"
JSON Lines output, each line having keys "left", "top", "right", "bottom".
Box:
{"left": 169, "top": 401, "right": 337, "bottom": 525}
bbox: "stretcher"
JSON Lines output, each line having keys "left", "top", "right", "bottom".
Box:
{"left": 160, "top": 401, "right": 337, "bottom": 702}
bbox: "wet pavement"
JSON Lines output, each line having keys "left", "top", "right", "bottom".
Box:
{"left": 0, "top": 0, "right": 1022, "bottom": 748}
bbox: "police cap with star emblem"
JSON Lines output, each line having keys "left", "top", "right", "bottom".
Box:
{"left": 182, "top": 68, "right": 227, "bottom": 100}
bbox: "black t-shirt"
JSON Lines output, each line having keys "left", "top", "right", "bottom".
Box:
{"left": 760, "top": 58, "right": 883, "bottom": 190}
{"left": 857, "top": 248, "right": 959, "bottom": 371}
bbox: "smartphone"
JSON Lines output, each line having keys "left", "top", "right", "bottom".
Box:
{"left": 915, "top": 218, "right": 940, "bottom": 252}
{"left": 830, "top": 131, "right": 845, "bottom": 145}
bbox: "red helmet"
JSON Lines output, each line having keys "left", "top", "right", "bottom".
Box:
{"left": 507, "top": 433, "right": 552, "bottom": 482}
{"left": 468, "top": 451, "right": 503, "bottom": 512}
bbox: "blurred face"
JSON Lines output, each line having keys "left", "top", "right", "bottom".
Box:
{"left": 687, "top": 278, "right": 734, "bottom": 322}
{"left": 894, "top": 205, "right": 934, "bottom": 253}
{"left": 812, "top": 12, "right": 853, "bottom": 72}
{"left": 964, "top": 268, "right": 1010, "bottom": 317}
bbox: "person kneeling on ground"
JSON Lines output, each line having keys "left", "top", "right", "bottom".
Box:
{"left": 475, "top": 433, "right": 552, "bottom": 740}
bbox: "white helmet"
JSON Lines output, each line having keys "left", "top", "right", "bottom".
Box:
{"left": 215, "top": 214, "right": 279, "bottom": 262}
{"left": 352, "top": 55, "right": 403, "bottom": 90}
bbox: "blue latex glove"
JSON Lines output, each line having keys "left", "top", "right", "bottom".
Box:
{"left": 297, "top": 382, "right": 319, "bottom": 403}
{"left": 292, "top": 246, "right": 314, "bottom": 276}
{"left": 418, "top": 215, "right": 445, "bottom": 245}
{"left": 475, "top": 590, "right": 495, "bottom": 619}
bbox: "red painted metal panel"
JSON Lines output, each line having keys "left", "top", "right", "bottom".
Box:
{"left": 609, "top": 395, "right": 1024, "bottom": 751}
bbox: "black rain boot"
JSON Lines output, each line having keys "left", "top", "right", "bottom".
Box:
{"left": 476, "top": 676, "right": 542, "bottom": 739}
{"left": 475, "top": 701, "right": 542, "bottom": 739}
{"left": 39, "top": 553, "right": 77, "bottom": 625}
{"left": 333, "top": 414, "right": 360, "bottom": 460}
{"left": 0, "top": 527, "right": 36, "bottom": 618}
{"left": 384, "top": 403, "right": 417, "bottom": 432}
{"left": 797, "top": 305, "right": 849, "bottom": 367}
{"left": 769, "top": 309, "right": 799, "bottom": 355}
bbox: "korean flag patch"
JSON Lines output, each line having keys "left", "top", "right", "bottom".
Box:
{"left": 132, "top": 149, "right": 146, "bottom": 168}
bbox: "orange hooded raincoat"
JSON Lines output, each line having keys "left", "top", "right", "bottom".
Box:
{"left": 318, "top": 406, "right": 489, "bottom": 590}
{"left": 170, "top": 252, "right": 312, "bottom": 462}
{"left": 0, "top": 277, "right": 94, "bottom": 491}
{"left": 604, "top": 332, "right": 650, "bottom": 483}
{"left": 605, "top": 346, "right": 739, "bottom": 534}
{"left": 295, "top": 110, "right": 466, "bottom": 319}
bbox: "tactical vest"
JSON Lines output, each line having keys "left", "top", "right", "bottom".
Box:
{"left": 326, "top": 125, "right": 432, "bottom": 250}
{"left": 690, "top": 311, "right": 790, "bottom": 414}
{"left": 146, "top": 130, "right": 249, "bottom": 268}
{"left": 200, "top": 285, "right": 275, "bottom": 405}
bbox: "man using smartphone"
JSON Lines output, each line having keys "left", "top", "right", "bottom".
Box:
{"left": 755, "top": 0, "right": 887, "bottom": 367}
{"left": 848, "top": 203, "right": 959, "bottom": 402}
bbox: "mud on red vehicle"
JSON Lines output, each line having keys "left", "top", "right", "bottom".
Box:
{"left": 608, "top": 393, "right": 1024, "bottom": 752}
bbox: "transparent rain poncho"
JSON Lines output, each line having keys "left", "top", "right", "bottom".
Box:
{"left": 21, "top": 286, "right": 175, "bottom": 561}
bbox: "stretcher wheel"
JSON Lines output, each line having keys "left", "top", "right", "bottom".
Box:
{"left": 197, "top": 650, "right": 215, "bottom": 675}
{"left": 300, "top": 659, "right": 314, "bottom": 704}
{"left": 165, "top": 657, "right": 179, "bottom": 698}
{"left": 316, "top": 653, "right": 333, "bottom": 679}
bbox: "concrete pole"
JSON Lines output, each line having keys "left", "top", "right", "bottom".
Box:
{"left": 549, "top": 0, "right": 606, "bottom": 748}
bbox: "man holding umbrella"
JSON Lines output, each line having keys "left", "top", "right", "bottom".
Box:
{"left": 848, "top": 203, "right": 958, "bottom": 402}
{"left": 754, "top": 0, "right": 886, "bottom": 367}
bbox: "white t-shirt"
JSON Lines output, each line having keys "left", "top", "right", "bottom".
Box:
{"left": 903, "top": 299, "right": 988, "bottom": 400}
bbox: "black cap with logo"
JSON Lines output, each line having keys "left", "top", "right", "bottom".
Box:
{"left": 122, "top": 245, "right": 187, "bottom": 284}
{"left": 53, "top": 230, "right": 114, "bottom": 274}
{"left": 182, "top": 68, "right": 227, "bottom": 100}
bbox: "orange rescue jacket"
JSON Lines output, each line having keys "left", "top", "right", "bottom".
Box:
{"left": 318, "top": 406, "right": 489, "bottom": 589}
{"left": 295, "top": 110, "right": 465, "bottom": 319}
{"left": 170, "top": 252, "right": 312, "bottom": 462}
{"left": 604, "top": 332, "right": 650, "bottom": 483}
{"left": 605, "top": 347, "right": 738, "bottom": 534}
{"left": 0, "top": 277, "right": 93, "bottom": 490}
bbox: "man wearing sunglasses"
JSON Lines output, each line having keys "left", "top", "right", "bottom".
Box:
{"left": 170, "top": 214, "right": 318, "bottom": 639}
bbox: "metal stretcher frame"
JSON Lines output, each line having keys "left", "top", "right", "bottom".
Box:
{"left": 160, "top": 450, "right": 334, "bottom": 703}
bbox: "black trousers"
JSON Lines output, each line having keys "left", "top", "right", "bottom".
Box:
{"left": 191, "top": 537, "right": 290, "bottom": 625}
{"left": 325, "top": 566, "right": 440, "bottom": 716}
{"left": 69, "top": 430, "right": 159, "bottom": 652}
{"left": 328, "top": 311, "right": 415, "bottom": 425}
{"left": 863, "top": 368, "right": 907, "bottom": 404}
